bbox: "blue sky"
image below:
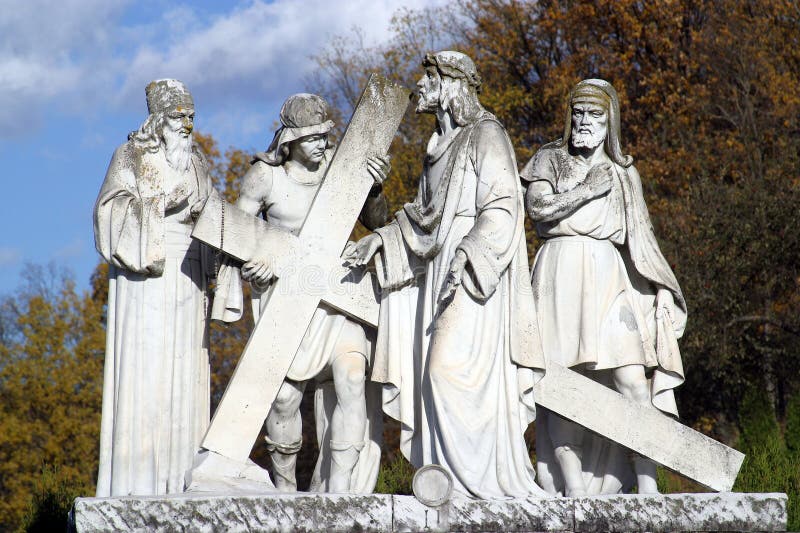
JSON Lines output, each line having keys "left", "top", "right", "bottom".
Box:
{"left": 0, "top": 0, "right": 445, "bottom": 295}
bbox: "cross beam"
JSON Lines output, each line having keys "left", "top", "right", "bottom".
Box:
{"left": 533, "top": 363, "right": 744, "bottom": 491}
{"left": 194, "top": 205, "right": 743, "bottom": 493}
{"left": 194, "top": 196, "right": 380, "bottom": 328}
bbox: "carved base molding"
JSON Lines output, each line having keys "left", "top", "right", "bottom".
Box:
{"left": 70, "top": 491, "right": 787, "bottom": 532}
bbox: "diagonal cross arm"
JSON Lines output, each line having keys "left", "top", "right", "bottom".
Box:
{"left": 192, "top": 74, "right": 410, "bottom": 462}
{"left": 193, "top": 196, "right": 380, "bottom": 327}
{"left": 194, "top": 202, "right": 744, "bottom": 491}
{"left": 533, "top": 363, "right": 744, "bottom": 491}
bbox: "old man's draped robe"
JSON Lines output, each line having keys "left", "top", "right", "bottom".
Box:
{"left": 93, "top": 141, "right": 213, "bottom": 496}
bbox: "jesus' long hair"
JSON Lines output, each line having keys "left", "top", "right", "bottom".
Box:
{"left": 439, "top": 75, "right": 484, "bottom": 126}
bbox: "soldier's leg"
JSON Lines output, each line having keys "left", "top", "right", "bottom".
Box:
{"left": 328, "top": 351, "right": 367, "bottom": 492}
{"left": 264, "top": 379, "right": 306, "bottom": 491}
{"left": 547, "top": 413, "right": 587, "bottom": 496}
{"left": 612, "top": 363, "right": 658, "bottom": 494}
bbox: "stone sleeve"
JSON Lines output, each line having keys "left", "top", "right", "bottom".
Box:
{"left": 457, "top": 121, "right": 521, "bottom": 300}
{"left": 93, "top": 142, "right": 166, "bottom": 275}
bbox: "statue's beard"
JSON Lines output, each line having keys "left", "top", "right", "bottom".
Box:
{"left": 416, "top": 97, "right": 438, "bottom": 114}
{"left": 162, "top": 128, "right": 193, "bottom": 172}
{"left": 416, "top": 88, "right": 440, "bottom": 114}
{"left": 571, "top": 129, "right": 605, "bottom": 150}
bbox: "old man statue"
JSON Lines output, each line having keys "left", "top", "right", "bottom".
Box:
{"left": 213, "top": 93, "right": 389, "bottom": 493}
{"left": 522, "top": 79, "right": 687, "bottom": 495}
{"left": 345, "top": 51, "right": 547, "bottom": 499}
{"left": 93, "top": 79, "right": 216, "bottom": 496}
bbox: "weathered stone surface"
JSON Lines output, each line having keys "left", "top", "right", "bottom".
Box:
{"left": 184, "top": 449, "right": 276, "bottom": 493}
{"left": 71, "top": 493, "right": 393, "bottom": 533}
{"left": 71, "top": 492, "right": 788, "bottom": 532}
{"left": 573, "top": 492, "right": 788, "bottom": 532}
{"left": 393, "top": 494, "right": 573, "bottom": 532}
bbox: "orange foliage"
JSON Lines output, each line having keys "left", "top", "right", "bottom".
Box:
{"left": 309, "top": 0, "right": 800, "bottom": 427}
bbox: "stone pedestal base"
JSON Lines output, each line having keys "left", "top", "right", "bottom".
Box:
{"left": 70, "top": 492, "right": 787, "bottom": 532}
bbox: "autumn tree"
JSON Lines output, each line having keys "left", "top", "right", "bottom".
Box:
{"left": 0, "top": 264, "right": 106, "bottom": 531}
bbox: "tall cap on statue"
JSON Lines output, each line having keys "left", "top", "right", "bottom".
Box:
{"left": 145, "top": 79, "right": 194, "bottom": 114}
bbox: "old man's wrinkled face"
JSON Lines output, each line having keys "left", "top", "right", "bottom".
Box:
{"left": 416, "top": 67, "right": 441, "bottom": 114}
{"left": 161, "top": 106, "right": 195, "bottom": 171}
{"left": 164, "top": 106, "right": 195, "bottom": 138}
{"left": 290, "top": 134, "right": 327, "bottom": 166}
{"left": 570, "top": 103, "right": 607, "bottom": 150}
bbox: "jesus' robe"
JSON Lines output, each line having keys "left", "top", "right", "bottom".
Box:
{"left": 371, "top": 111, "right": 547, "bottom": 499}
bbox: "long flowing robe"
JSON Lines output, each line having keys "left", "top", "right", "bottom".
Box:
{"left": 372, "top": 112, "right": 547, "bottom": 499}
{"left": 93, "top": 141, "right": 214, "bottom": 496}
{"left": 521, "top": 142, "right": 686, "bottom": 495}
{"left": 212, "top": 150, "right": 383, "bottom": 493}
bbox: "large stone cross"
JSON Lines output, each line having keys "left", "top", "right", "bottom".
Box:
{"left": 192, "top": 76, "right": 743, "bottom": 493}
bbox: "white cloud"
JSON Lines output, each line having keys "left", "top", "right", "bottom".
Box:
{"left": 0, "top": 0, "right": 130, "bottom": 136}
{"left": 117, "top": 0, "right": 447, "bottom": 108}
{"left": 0, "top": 0, "right": 448, "bottom": 140}
{"left": 53, "top": 238, "right": 86, "bottom": 260}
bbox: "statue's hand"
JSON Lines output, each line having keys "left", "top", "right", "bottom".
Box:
{"left": 436, "top": 249, "right": 467, "bottom": 314}
{"left": 655, "top": 288, "right": 674, "bottom": 322}
{"left": 367, "top": 155, "right": 391, "bottom": 190}
{"left": 583, "top": 162, "right": 614, "bottom": 197}
{"left": 242, "top": 257, "right": 275, "bottom": 288}
{"left": 342, "top": 233, "right": 382, "bottom": 267}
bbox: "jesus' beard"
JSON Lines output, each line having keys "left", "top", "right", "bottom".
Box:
{"left": 162, "top": 128, "right": 193, "bottom": 172}
{"left": 571, "top": 129, "right": 605, "bottom": 150}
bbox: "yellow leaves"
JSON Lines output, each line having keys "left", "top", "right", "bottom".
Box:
{"left": 0, "top": 264, "right": 105, "bottom": 530}
{"left": 692, "top": 415, "right": 717, "bottom": 436}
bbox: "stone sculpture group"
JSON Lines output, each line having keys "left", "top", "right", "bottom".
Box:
{"left": 93, "top": 51, "right": 694, "bottom": 501}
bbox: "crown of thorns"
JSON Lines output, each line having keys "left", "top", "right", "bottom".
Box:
{"left": 422, "top": 52, "right": 482, "bottom": 92}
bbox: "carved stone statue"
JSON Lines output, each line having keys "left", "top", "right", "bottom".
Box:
{"left": 93, "top": 79, "right": 216, "bottom": 496}
{"left": 345, "top": 51, "right": 547, "bottom": 499}
{"left": 212, "top": 93, "right": 389, "bottom": 493}
{"left": 522, "top": 79, "right": 687, "bottom": 495}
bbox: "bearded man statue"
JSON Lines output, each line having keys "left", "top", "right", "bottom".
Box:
{"left": 93, "top": 79, "right": 217, "bottom": 496}
{"left": 523, "top": 79, "right": 687, "bottom": 496}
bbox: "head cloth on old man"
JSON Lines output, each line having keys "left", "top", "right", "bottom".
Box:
{"left": 559, "top": 78, "right": 633, "bottom": 167}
